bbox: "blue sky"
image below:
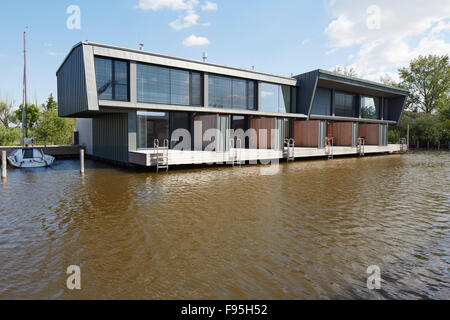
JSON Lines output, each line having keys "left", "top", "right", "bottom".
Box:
{"left": 0, "top": 0, "right": 449, "bottom": 107}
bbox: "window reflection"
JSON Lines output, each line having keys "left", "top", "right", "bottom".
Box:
{"left": 137, "top": 64, "right": 202, "bottom": 106}
{"left": 334, "top": 92, "right": 355, "bottom": 117}
{"left": 208, "top": 75, "right": 256, "bottom": 110}
{"left": 261, "top": 83, "right": 292, "bottom": 113}
{"left": 95, "top": 57, "right": 129, "bottom": 101}
{"left": 361, "top": 96, "right": 380, "bottom": 119}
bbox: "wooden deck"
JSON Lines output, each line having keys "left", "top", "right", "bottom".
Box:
{"left": 129, "top": 144, "right": 402, "bottom": 167}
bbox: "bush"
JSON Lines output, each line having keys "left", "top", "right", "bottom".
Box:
{"left": 0, "top": 126, "right": 21, "bottom": 146}
{"left": 33, "top": 108, "right": 75, "bottom": 145}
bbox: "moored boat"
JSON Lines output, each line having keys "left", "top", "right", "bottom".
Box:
{"left": 7, "top": 148, "right": 54, "bottom": 168}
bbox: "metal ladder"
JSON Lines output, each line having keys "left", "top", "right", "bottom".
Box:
{"left": 399, "top": 138, "right": 408, "bottom": 152}
{"left": 325, "top": 137, "right": 334, "bottom": 160}
{"left": 284, "top": 138, "right": 295, "bottom": 162}
{"left": 229, "top": 138, "right": 242, "bottom": 167}
{"left": 357, "top": 137, "right": 365, "bottom": 156}
{"left": 153, "top": 139, "right": 169, "bottom": 172}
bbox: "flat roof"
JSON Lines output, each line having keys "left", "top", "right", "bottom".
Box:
{"left": 57, "top": 41, "right": 296, "bottom": 84}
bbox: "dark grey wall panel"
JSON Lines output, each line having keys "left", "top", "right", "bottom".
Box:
{"left": 93, "top": 113, "right": 128, "bottom": 163}
{"left": 57, "top": 45, "right": 89, "bottom": 117}
{"left": 311, "top": 87, "right": 332, "bottom": 116}
{"left": 295, "top": 70, "right": 319, "bottom": 115}
{"left": 387, "top": 96, "right": 406, "bottom": 122}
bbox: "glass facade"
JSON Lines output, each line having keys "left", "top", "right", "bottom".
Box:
{"left": 361, "top": 96, "right": 380, "bottom": 119}
{"left": 334, "top": 92, "right": 355, "bottom": 117}
{"left": 94, "top": 57, "right": 129, "bottom": 101}
{"left": 137, "top": 111, "right": 169, "bottom": 149}
{"left": 208, "top": 75, "right": 256, "bottom": 110}
{"left": 261, "top": 83, "right": 293, "bottom": 113}
{"left": 137, "top": 63, "right": 202, "bottom": 106}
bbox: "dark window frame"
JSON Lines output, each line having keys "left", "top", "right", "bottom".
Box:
{"left": 334, "top": 90, "right": 357, "bottom": 118}
{"left": 94, "top": 56, "right": 130, "bottom": 102}
{"left": 136, "top": 62, "right": 203, "bottom": 107}
{"left": 208, "top": 73, "right": 257, "bottom": 110}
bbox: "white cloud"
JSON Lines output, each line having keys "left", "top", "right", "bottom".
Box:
{"left": 324, "top": 0, "right": 450, "bottom": 82}
{"left": 47, "top": 51, "right": 58, "bottom": 56}
{"left": 202, "top": 1, "right": 217, "bottom": 12}
{"left": 261, "top": 91, "right": 273, "bottom": 97}
{"left": 301, "top": 39, "right": 310, "bottom": 46}
{"left": 137, "top": 0, "right": 214, "bottom": 32}
{"left": 182, "top": 34, "right": 210, "bottom": 46}
{"left": 169, "top": 9, "right": 210, "bottom": 30}
{"left": 136, "top": 0, "right": 198, "bottom": 11}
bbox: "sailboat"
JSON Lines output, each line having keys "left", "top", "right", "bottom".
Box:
{"left": 7, "top": 31, "right": 54, "bottom": 168}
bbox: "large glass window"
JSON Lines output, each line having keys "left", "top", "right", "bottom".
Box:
{"left": 95, "top": 57, "right": 129, "bottom": 101}
{"left": 261, "top": 83, "right": 293, "bottom": 113}
{"left": 208, "top": 75, "right": 256, "bottom": 110}
{"left": 190, "top": 72, "right": 202, "bottom": 106}
{"left": 334, "top": 92, "right": 355, "bottom": 117}
{"left": 170, "top": 112, "right": 191, "bottom": 149}
{"left": 170, "top": 69, "right": 190, "bottom": 106}
{"left": 361, "top": 96, "right": 380, "bottom": 119}
{"left": 311, "top": 87, "right": 331, "bottom": 116}
{"left": 137, "top": 111, "right": 169, "bottom": 149}
{"left": 137, "top": 64, "right": 202, "bottom": 106}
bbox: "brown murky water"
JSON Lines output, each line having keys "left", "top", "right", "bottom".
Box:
{"left": 0, "top": 152, "right": 449, "bottom": 299}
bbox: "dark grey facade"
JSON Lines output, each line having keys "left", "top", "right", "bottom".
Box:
{"left": 56, "top": 42, "right": 408, "bottom": 164}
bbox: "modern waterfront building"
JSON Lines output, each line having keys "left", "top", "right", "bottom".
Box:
{"left": 56, "top": 42, "right": 409, "bottom": 168}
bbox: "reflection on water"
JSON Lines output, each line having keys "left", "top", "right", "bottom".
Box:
{"left": 0, "top": 152, "right": 449, "bottom": 299}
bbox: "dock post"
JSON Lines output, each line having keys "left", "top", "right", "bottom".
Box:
{"left": 80, "top": 149, "right": 85, "bottom": 175}
{"left": 2, "top": 151, "right": 6, "bottom": 180}
{"left": 406, "top": 124, "right": 410, "bottom": 151}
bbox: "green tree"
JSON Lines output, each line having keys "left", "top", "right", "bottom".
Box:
{"left": 0, "top": 99, "right": 15, "bottom": 127}
{"left": 409, "top": 113, "right": 444, "bottom": 145}
{"left": 42, "top": 93, "right": 57, "bottom": 111}
{"left": 0, "top": 126, "right": 21, "bottom": 146}
{"left": 33, "top": 108, "right": 75, "bottom": 145}
{"left": 15, "top": 104, "right": 40, "bottom": 130}
{"left": 399, "top": 55, "right": 450, "bottom": 114}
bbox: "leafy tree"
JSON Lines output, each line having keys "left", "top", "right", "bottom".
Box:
{"left": 399, "top": 55, "right": 450, "bottom": 114}
{"left": 42, "top": 93, "right": 57, "bottom": 111}
{"left": 15, "top": 104, "right": 40, "bottom": 131}
{"left": 332, "top": 65, "right": 358, "bottom": 77}
{"left": 409, "top": 114, "right": 444, "bottom": 145}
{"left": 33, "top": 108, "right": 75, "bottom": 145}
{"left": 0, "top": 126, "right": 21, "bottom": 146}
{"left": 0, "top": 99, "right": 15, "bottom": 127}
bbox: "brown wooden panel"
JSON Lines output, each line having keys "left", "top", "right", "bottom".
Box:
{"left": 327, "top": 122, "right": 353, "bottom": 146}
{"left": 293, "top": 120, "right": 319, "bottom": 147}
{"left": 249, "top": 117, "right": 276, "bottom": 149}
{"left": 359, "top": 123, "right": 379, "bottom": 145}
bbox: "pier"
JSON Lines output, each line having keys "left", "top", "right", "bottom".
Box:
{"left": 0, "top": 145, "right": 86, "bottom": 159}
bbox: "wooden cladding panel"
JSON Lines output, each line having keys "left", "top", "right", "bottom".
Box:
{"left": 249, "top": 117, "right": 276, "bottom": 149}
{"left": 359, "top": 123, "right": 379, "bottom": 145}
{"left": 327, "top": 122, "right": 353, "bottom": 146}
{"left": 294, "top": 120, "right": 319, "bottom": 147}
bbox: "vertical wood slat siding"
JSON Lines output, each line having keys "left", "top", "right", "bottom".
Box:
{"left": 249, "top": 118, "right": 276, "bottom": 149}
{"left": 327, "top": 122, "right": 353, "bottom": 146}
{"left": 57, "top": 45, "right": 89, "bottom": 117}
{"left": 293, "top": 120, "right": 319, "bottom": 147}
{"left": 93, "top": 113, "right": 128, "bottom": 163}
{"left": 358, "top": 123, "right": 379, "bottom": 145}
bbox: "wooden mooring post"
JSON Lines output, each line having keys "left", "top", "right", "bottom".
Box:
{"left": 80, "top": 149, "right": 85, "bottom": 175}
{"left": 2, "top": 151, "right": 6, "bottom": 180}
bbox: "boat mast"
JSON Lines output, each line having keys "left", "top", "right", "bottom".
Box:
{"left": 22, "top": 31, "right": 27, "bottom": 146}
